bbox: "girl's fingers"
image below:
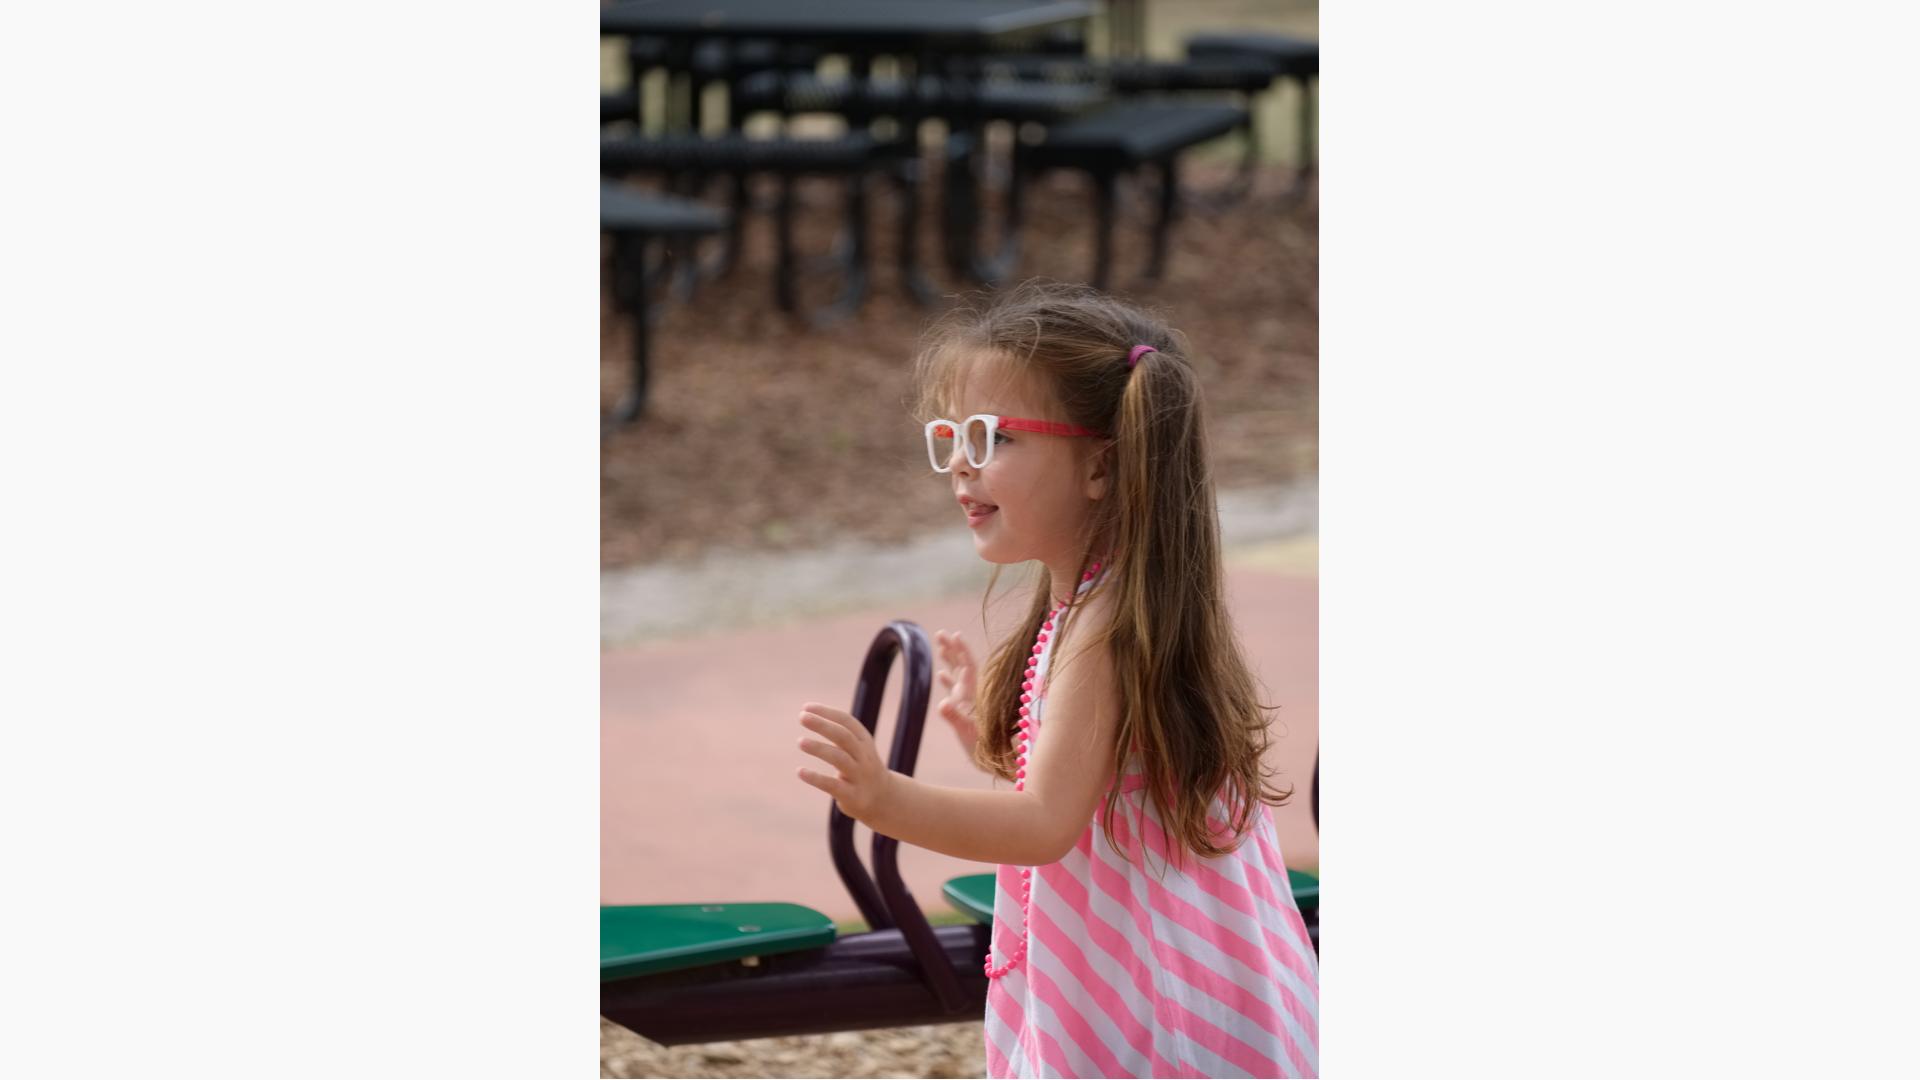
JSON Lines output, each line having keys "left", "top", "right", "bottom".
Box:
{"left": 801, "top": 702, "right": 846, "bottom": 726}
{"left": 799, "top": 713, "right": 858, "bottom": 753}
{"left": 800, "top": 706, "right": 868, "bottom": 743}
{"left": 798, "top": 736, "right": 855, "bottom": 774}
{"left": 801, "top": 702, "right": 859, "bottom": 729}
{"left": 796, "top": 767, "right": 848, "bottom": 800}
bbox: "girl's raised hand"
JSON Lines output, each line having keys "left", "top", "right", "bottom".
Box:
{"left": 933, "top": 629, "right": 982, "bottom": 759}
{"left": 795, "top": 702, "right": 897, "bottom": 825}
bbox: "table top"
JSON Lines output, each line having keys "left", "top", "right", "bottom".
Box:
{"left": 600, "top": 183, "right": 730, "bottom": 236}
{"left": 599, "top": 0, "right": 1097, "bottom": 49}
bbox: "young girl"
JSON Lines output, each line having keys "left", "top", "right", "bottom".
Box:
{"left": 794, "top": 281, "right": 1318, "bottom": 1078}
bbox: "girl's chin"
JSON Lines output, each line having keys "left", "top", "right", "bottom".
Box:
{"left": 971, "top": 537, "right": 1026, "bottom": 565}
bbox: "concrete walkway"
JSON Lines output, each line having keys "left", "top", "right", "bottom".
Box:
{"left": 602, "top": 485, "right": 1318, "bottom": 923}
{"left": 602, "top": 481, "right": 1316, "bottom": 646}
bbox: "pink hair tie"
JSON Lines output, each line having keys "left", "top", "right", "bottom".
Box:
{"left": 1127, "top": 345, "right": 1156, "bottom": 368}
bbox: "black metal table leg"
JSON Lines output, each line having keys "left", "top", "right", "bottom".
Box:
{"left": 604, "top": 234, "right": 653, "bottom": 439}
{"left": 967, "top": 122, "right": 1023, "bottom": 285}
{"left": 684, "top": 57, "right": 747, "bottom": 284}
{"left": 690, "top": 55, "right": 712, "bottom": 133}
{"left": 774, "top": 172, "right": 797, "bottom": 312}
{"left": 941, "top": 127, "right": 977, "bottom": 280}
{"left": 945, "top": 123, "right": 1019, "bottom": 287}
{"left": 664, "top": 38, "right": 693, "bottom": 132}
{"left": 807, "top": 172, "right": 871, "bottom": 329}
{"left": 893, "top": 51, "right": 941, "bottom": 308}
{"left": 805, "top": 51, "right": 875, "bottom": 326}
{"left": 1282, "top": 75, "right": 1317, "bottom": 203}
{"left": 937, "top": 52, "right": 1020, "bottom": 288}
{"left": 1190, "top": 99, "right": 1260, "bottom": 213}
{"left": 1143, "top": 156, "right": 1179, "bottom": 282}
{"left": 668, "top": 172, "right": 710, "bottom": 303}
{"left": 709, "top": 69, "right": 748, "bottom": 279}
{"left": 713, "top": 172, "right": 748, "bottom": 278}
{"left": 894, "top": 157, "right": 941, "bottom": 307}
{"left": 938, "top": 52, "right": 984, "bottom": 281}
{"left": 1090, "top": 169, "right": 1117, "bottom": 291}
{"left": 1090, "top": 167, "right": 1121, "bottom": 288}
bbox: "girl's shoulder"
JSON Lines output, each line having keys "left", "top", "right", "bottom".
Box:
{"left": 1057, "top": 584, "right": 1119, "bottom": 663}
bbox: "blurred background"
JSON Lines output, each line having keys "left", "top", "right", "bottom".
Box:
{"left": 600, "top": 1, "right": 1316, "bottom": 1074}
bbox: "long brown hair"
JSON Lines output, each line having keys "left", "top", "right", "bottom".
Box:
{"left": 908, "top": 280, "right": 1293, "bottom": 876}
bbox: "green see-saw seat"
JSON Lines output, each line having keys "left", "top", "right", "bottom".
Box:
{"left": 943, "top": 870, "right": 1318, "bottom": 923}
{"left": 943, "top": 874, "right": 997, "bottom": 924}
{"left": 1289, "top": 869, "right": 1318, "bottom": 914}
{"left": 600, "top": 902, "right": 836, "bottom": 981}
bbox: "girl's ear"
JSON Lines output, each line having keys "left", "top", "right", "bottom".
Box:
{"left": 1084, "top": 439, "right": 1116, "bottom": 501}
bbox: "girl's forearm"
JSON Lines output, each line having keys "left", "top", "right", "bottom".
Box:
{"left": 868, "top": 773, "right": 1065, "bottom": 866}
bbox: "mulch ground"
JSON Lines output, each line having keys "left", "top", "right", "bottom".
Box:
{"left": 601, "top": 149, "right": 1317, "bottom": 570}
{"left": 601, "top": 1019, "right": 987, "bottom": 1079}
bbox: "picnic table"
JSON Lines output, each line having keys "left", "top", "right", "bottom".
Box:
{"left": 600, "top": 0, "right": 1098, "bottom": 304}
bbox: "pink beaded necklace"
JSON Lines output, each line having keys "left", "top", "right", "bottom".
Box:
{"left": 984, "top": 559, "right": 1106, "bottom": 980}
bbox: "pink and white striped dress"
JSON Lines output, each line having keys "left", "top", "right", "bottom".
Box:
{"left": 983, "top": 568, "right": 1320, "bottom": 1078}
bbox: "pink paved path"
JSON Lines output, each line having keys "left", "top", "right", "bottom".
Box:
{"left": 602, "top": 565, "right": 1317, "bottom": 922}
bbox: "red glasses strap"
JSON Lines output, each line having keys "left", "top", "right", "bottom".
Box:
{"left": 999, "top": 418, "right": 1105, "bottom": 437}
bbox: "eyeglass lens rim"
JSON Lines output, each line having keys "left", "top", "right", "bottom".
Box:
{"left": 927, "top": 414, "right": 997, "bottom": 472}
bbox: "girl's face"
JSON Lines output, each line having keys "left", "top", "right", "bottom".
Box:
{"left": 938, "top": 357, "right": 1111, "bottom": 573}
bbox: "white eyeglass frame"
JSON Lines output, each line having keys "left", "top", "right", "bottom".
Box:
{"left": 924, "top": 413, "right": 1107, "bottom": 473}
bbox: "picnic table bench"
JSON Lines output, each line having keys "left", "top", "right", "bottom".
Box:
{"left": 600, "top": 183, "right": 729, "bottom": 436}
{"left": 601, "top": 131, "right": 885, "bottom": 326}
{"left": 1187, "top": 32, "right": 1319, "bottom": 199}
{"left": 1019, "top": 99, "right": 1249, "bottom": 288}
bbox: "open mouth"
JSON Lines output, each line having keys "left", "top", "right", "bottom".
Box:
{"left": 967, "top": 505, "right": 998, "bottom": 523}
